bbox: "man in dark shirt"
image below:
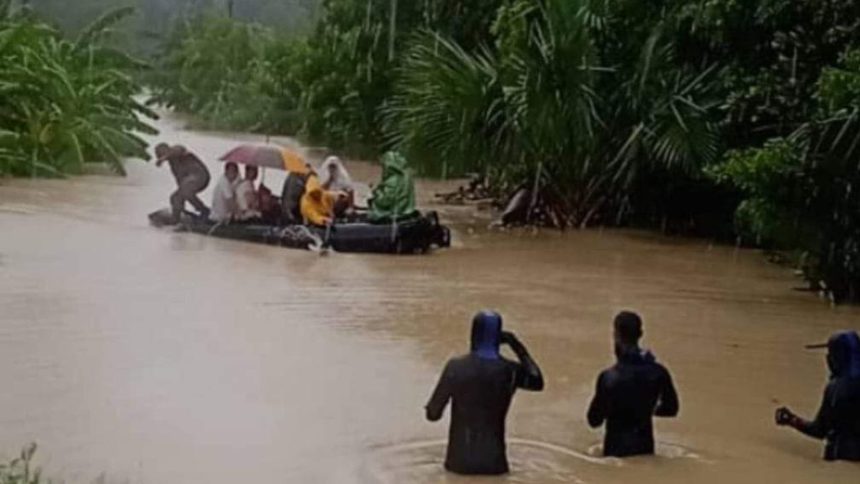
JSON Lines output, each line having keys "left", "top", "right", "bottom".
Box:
{"left": 587, "top": 311, "right": 679, "bottom": 457}
{"left": 281, "top": 171, "right": 310, "bottom": 224}
{"left": 425, "top": 311, "right": 544, "bottom": 475}
{"left": 775, "top": 330, "right": 860, "bottom": 461}
{"left": 154, "top": 143, "right": 211, "bottom": 222}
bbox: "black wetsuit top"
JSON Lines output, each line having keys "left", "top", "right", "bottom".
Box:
{"left": 587, "top": 349, "right": 679, "bottom": 457}
{"left": 798, "top": 377, "right": 860, "bottom": 461}
{"left": 426, "top": 341, "right": 543, "bottom": 475}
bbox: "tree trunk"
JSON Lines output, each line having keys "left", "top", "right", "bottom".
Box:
{"left": 389, "top": 0, "right": 398, "bottom": 61}
{"left": 526, "top": 162, "right": 542, "bottom": 224}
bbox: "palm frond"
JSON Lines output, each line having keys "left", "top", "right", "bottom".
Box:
{"left": 76, "top": 6, "right": 137, "bottom": 49}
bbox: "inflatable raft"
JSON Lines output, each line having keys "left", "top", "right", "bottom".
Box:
{"left": 148, "top": 209, "right": 451, "bottom": 254}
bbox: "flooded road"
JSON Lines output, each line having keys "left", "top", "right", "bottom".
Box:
{"left": 0, "top": 113, "right": 858, "bottom": 483}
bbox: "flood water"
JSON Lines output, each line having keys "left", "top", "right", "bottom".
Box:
{"left": 0, "top": 112, "right": 858, "bottom": 483}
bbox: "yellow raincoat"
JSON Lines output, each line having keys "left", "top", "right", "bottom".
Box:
{"left": 300, "top": 175, "right": 337, "bottom": 226}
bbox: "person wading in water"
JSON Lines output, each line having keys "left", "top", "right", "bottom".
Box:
{"left": 587, "top": 311, "right": 679, "bottom": 457}
{"left": 425, "top": 311, "right": 544, "bottom": 475}
{"left": 776, "top": 330, "right": 860, "bottom": 461}
{"left": 154, "top": 143, "right": 211, "bottom": 223}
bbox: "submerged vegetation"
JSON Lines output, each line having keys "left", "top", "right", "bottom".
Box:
{"left": 0, "top": 444, "right": 41, "bottom": 484}
{"left": 0, "top": 1, "right": 156, "bottom": 176}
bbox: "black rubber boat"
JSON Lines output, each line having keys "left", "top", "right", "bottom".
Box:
{"left": 148, "top": 209, "right": 451, "bottom": 254}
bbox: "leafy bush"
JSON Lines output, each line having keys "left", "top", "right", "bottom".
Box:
{"left": 148, "top": 13, "right": 277, "bottom": 131}
{"left": 712, "top": 49, "right": 860, "bottom": 301}
{"left": 384, "top": 0, "right": 722, "bottom": 228}
{"left": 151, "top": 1, "right": 510, "bottom": 155}
{"left": 0, "top": 2, "right": 157, "bottom": 177}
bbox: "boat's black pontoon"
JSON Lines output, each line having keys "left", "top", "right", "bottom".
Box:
{"left": 148, "top": 209, "right": 451, "bottom": 255}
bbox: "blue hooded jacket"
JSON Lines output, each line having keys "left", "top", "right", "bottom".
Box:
{"left": 798, "top": 330, "right": 860, "bottom": 461}
{"left": 470, "top": 311, "right": 502, "bottom": 360}
{"left": 828, "top": 331, "right": 860, "bottom": 379}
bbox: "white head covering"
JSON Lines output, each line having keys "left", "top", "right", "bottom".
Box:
{"left": 319, "top": 156, "right": 353, "bottom": 192}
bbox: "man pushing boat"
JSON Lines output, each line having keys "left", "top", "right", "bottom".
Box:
{"left": 154, "top": 143, "right": 211, "bottom": 224}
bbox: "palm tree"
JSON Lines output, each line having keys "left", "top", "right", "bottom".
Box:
{"left": 383, "top": 0, "right": 721, "bottom": 226}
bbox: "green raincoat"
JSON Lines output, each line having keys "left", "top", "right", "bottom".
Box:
{"left": 369, "top": 151, "right": 417, "bottom": 222}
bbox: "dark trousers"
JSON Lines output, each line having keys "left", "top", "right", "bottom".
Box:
{"left": 171, "top": 174, "right": 210, "bottom": 220}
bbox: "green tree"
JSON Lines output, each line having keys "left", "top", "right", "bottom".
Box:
{"left": 711, "top": 48, "right": 860, "bottom": 301}
{"left": 0, "top": 3, "right": 157, "bottom": 176}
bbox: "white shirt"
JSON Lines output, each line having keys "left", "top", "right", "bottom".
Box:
{"left": 210, "top": 175, "right": 237, "bottom": 222}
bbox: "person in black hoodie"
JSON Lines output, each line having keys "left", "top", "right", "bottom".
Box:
{"left": 425, "top": 311, "right": 544, "bottom": 475}
{"left": 775, "top": 330, "right": 860, "bottom": 461}
{"left": 587, "top": 311, "right": 680, "bottom": 457}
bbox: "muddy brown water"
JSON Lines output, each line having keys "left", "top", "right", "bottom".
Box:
{"left": 0, "top": 113, "right": 858, "bottom": 483}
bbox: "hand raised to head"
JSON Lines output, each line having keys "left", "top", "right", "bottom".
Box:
{"left": 500, "top": 331, "right": 517, "bottom": 346}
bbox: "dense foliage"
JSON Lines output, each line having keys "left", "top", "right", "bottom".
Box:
{"left": 11, "top": 0, "right": 860, "bottom": 299}
{"left": 150, "top": 1, "right": 503, "bottom": 154}
{"left": 148, "top": 13, "right": 281, "bottom": 130}
{"left": 0, "top": 2, "right": 157, "bottom": 176}
{"left": 711, "top": 49, "right": 860, "bottom": 301}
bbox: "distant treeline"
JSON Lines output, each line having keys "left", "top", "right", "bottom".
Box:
{"left": 26, "top": 0, "right": 319, "bottom": 53}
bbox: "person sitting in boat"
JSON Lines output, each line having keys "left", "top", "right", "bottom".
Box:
{"left": 257, "top": 184, "right": 282, "bottom": 224}
{"left": 235, "top": 165, "right": 262, "bottom": 221}
{"left": 210, "top": 162, "right": 240, "bottom": 223}
{"left": 368, "top": 151, "right": 417, "bottom": 223}
{"left": 281, "top": 163, "right": 314, "bottom": 225}
{"left": 320, "top": 156, "right": 355, "bottom": 209}
{"left": 301, "top": 175, "right": 338, "bottom": 226}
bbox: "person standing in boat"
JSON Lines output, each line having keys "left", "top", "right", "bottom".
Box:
{"left": 775, "top": 330, "right": 860, "bottom": 461}
{"left": 587, "top": 311, "right": 679, "bottom": 457}
{"left": 425, "top": 311, "right": 544, "bottom": 475}
{"left": 154, "top": 143, "right": 211, "bottom": 223}
{"left": 210, "top": 162, "right": 240, "bottom": 223}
